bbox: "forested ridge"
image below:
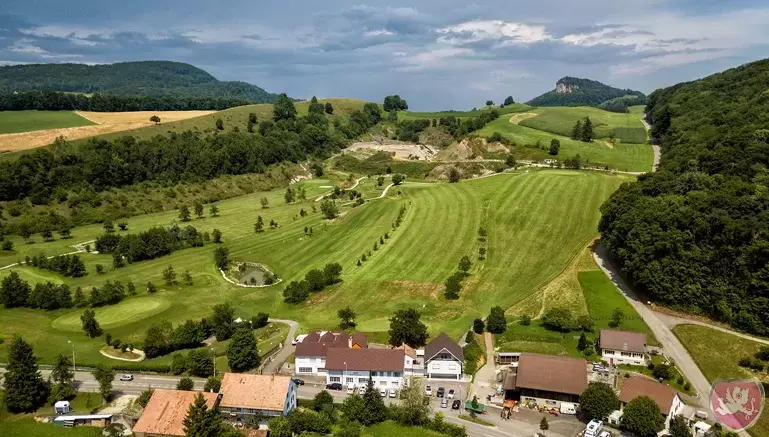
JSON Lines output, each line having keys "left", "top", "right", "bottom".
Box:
{"left": 0, "top": 61, "right": 278, "bottom": 103}
{"left": 0, "top": 90, "right": 250, "bottom": 112}
{"left": 528, "top": 76, "right": 647, "bottom": 109}
{"left": 599, "top": 59, "right": 769, "bottom": 335}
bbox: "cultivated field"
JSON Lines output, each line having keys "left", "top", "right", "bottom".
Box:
{"left": 518, "top": 106, "right": 647, "bottom": 144}
{"left": 674, "top": 325, "right": 769, "bottom": 437}
{"left": 476, "top": 116, "right": 653, "bottom": 172}
{"left": 0, "top": 170, "right": 630, "bottom": 366}
{"left": 0, "top": 110, "right": 215, "bottom": 152}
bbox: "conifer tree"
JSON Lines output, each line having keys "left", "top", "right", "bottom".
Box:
{"left": 581, "top": 117, "right": 594, "bottom": 142}
{"left": 4, "top": 336, "right": 49, "bottom": 412}
{"left": 571, "top": 120, "right": 582, "bottom": 140}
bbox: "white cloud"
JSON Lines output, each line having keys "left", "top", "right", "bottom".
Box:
{"left": 363, "top": 29, "right": 395, "bottom": 37}
{"left": 437, "top": 20, "right": 551, "bottom": 45}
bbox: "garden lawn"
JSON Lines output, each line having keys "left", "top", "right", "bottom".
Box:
{"left": 0, "top": 111, "right": 94, "bottom": 134}
{"left": 0, "top": 170, "right": 631, "bottom": 366}
{"left": 476, "top": 117, "right": 653, "bottom": 172}
{"left": 673, "top": 324, "right": 769, "bottom": 437}
{"left": 363, "top": 420, "right": 447, "bottom": 437}
{"left": 518, "top": 106, "right": 647, "bottom": 143}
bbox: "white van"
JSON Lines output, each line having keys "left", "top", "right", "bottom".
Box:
{"left": 585, "top": 419, "right": 604, "bottom": 437}
{"left": 559, "top": 402, "right": 577, "bottom": 415}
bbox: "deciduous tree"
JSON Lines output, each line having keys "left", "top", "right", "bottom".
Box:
{"left": 338, "top": 306, "right": 357, "bottom": 329}
{"left": 214, "top": 246, "right": 229, "bottom": 270}
{"left": 209, "top": 205, "right": 219, "bottom": 217}
{"left": 227, "top": 327, "right": 260, "bottom": 372}
{"left": 177, "top": 377, "right": 194, "bottom": 391}
{"left": 486, "top": 306, "right": 507, "bottom": 334}
{"left": 621, "top": 396, "right": 665, "bottom": 437}
{"left": 194, "top": 201, "right": 204, "bottom": 218}
{"left": 92, "top": 364, "right": 115, "bottom": 402}
{"left": 1, "top": 271, "right": 31, "bottom": 308}
{"left": 150, "top": 115, "right": 161, "bottom": 125}
{"left": 211, "top": 302, "right": 236, "bottom": 341}
{"left": 260, "top": 197, "right": 269, "bottom": 209}
{"left": 179, "top": 205, "right": 191, "bottom": 222}
{"left": 273, "top": 93, "right": 297, "bottom": 121}
{"left": 549, "top": 139, "right": 561, "bottom": 155}
{"left": 388, "top": 308, "right": 429, "bottom": 347}
{"left": 81, "top": 308, "right": 102, "bottom": 338}
{"left": 473, "top": 318, "right": 485, "bottom": 333}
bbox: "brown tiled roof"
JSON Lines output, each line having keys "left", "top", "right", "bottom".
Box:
{"left": 399, "top": 345, "right": 416, "bottom": 358}
{"left": 325, "top": 348, "right": 405, "bottom": 372}
{"left": 425, "top": 332, "right": 464, "bottom": 362}
{"left": 503, "top": 371, "right": 518, "bottom": 391}
{"left": 295, "top": 331, "right": 350, "bottom": 357}
{"left": 515, "top": 353, "right": 588, "bottom": 396}
{"left": 352, "top": 333, "right": 368, "bottom": 348}
{"left": 619, "top": 376, "right": 676, "bottom": 414}
{"left": 238, "top": 429, "right": 268, "bottom": 437}
{"left": 219, "top": 373, "right": 292, "bottom": 411}
{"left": 133, "top": 390, "right": 218, "bottom": 437}
{"left": 599, "top": 329, "right": 647, "bottom": 354}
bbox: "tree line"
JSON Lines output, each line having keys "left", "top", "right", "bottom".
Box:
{"left": 24, "top": 253, "right": 86, "bottom": 277}
{"left": 0, "top": 93, "right": 373, "bottom": 207}
{"left": 0, "top": 90, "right": 251, "bottom": 112}
{"left": 283, "top": 263, "right": 343, "bottom": 304}
{"left": 95, "top": 224, "right": 205, "bottom": 266}
{"left": 599, "top": 58, "right": 769, "bottom": 335}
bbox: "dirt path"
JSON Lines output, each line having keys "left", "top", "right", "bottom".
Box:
{"left": 0, "top": 249, "right": 84, "bottom": 271}
{"left": 508, "top": 112, "right": 538, "bottom": 124}
{"left": 315, "top": 176, "right": 366, "bottom": 202}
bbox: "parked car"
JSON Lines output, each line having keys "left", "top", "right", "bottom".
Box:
{"left": 346, "top": 385, "right": 356, "bottom": 395}
{"left": 389, "top": 388, "right": 397, "bottom": 398}
{"left": 451, "top": 400, "right": 461, "bottom": 410}
{"left": 119, "top": 374, "right": 133, "bottom": 381}
{"left": 292, "top": 378, "right": 305, "bottom": 386}
{"left": 436, "top": 387, "right": 445, "bottom": 398}
{"left": 358, "top": 385, "right": 367, "bottom": 395}
{"left": 380, "top": 388, "right": 388, "bottom": 397}
{"left": 447, "top": 389, "right": 455, "bottom": 399}
{"left": 441, "top": 399, "right": 448, "bottom": 408}
{"left": 425, "top": 385, "right": 432, "bottom": 396}
{"left": 326, "top": 382, "right": 343, "bottom": 390}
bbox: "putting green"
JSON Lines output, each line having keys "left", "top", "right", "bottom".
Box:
{"left": 51, "top": 296, "right": 171, "bottom": 332}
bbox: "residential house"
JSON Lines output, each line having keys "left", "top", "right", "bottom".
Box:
{"left": 617, "top": 376, "right": 685, "bottom": 432}
{"left": 295, "top": 331, "right": 352, "bottom": 375}
{"left": 600, "top": 329, "right": 648, "bottom": 366}
{"left": 325, "top": 348, "right": 406, "bottom": 389}
{"left": 505, "top": 353, "right": 588, "bottom": 408}
{"left": 424, "top": 332, "right": 464, "bottom": 380}
{"left": 218, "top": 373, "right": 296, "bottom": 421}
{"left": 133, "top": 390, "right": 218, "bottom": 437}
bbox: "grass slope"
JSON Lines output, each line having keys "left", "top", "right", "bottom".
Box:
{"left": 477, "top": 115, "right": 653, "bottom": 172}
{"left": 518, "top": 106, "right": 647, "bottom": 143}
{"left": 0, "top": 170, "right": 630, "bottom": 365}
{"left": 84, "top": 98, "right": 371, "bottom": 143}
{"left": 401, "top": 104, "right": 531, "bottom": 120}
{"left": 674, "top": 325, "right": 769, "bottom": 437}
{"left": 0, "top": 111, "right": 94, "bottom": 134}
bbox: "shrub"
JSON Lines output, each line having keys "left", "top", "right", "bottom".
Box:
{"left": 519, "top": 314, "right": 531, "bottom": 326}
{"left": 652, "top": 364, "right": 671, "bottom": 380}
{"left": 541, "top": 307, "right": 578, "bottom": 332}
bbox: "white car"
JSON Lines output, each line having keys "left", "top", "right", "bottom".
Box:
{"left": 358, "top": 385, "right": 367, "bottom": 395}
{"left": 447, "top": 389, "right": 455, "bottom": 399}
{"left": 346, "top": 385, "right": 356, "bottom": 395}
{"left": 119, "top": 374, "right": 133, "bottom": 381}
{"left": 380, "top": 388, "right": 387, "bottom": 397}
{"left": 441, "top": 398, "right": 448, "bottom": 408}
{"left": 425, "top": 385, "right": 432, "bottom": 396}
{"left": 389, "top": 388, "right": 397, "bottom": 398}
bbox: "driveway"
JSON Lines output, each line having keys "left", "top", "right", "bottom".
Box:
{"left": 261, "top": 318, "right": 299, "bottom": 374}
{"left": 469, "top": 332, "right": 497, "bottom": 400}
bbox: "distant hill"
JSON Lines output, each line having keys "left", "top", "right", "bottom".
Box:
{"left": 527, "top": 77, "right": 647, "bottom": 108}
{"left": 0, "top": 61, "right": 279, "bottom": 103}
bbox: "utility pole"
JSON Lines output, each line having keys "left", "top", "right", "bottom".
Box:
{"left": 211, "top": 348, "right": 216, "bottom": 378}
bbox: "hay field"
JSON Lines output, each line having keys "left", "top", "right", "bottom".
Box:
{"left": 0, "top": 110, "right": 216, "bottom": 152}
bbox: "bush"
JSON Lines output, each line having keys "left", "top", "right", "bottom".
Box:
{"left": 738, "top": 356, "right": 765, "bottom": 371}
{"left": 755, "top": 346, "right": 769, "bottom": 361}
{"left": 519, "top": 314, "right": 531, "bottom": 326}
{"left": 541, "top": 307, "right": 578, "bottom": 332}
{"left": 472, "top": 318, "right": 485, "bottom": 334}
{"left": 652, "top": 364, "right": 671, "bottom": 380}
{"left": 136, "top": 389, "right": 154, "bottom": 408}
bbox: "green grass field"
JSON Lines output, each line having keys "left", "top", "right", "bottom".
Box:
{"left": 401, "top": 104, "right": 531, "bottom": 120}
{"left": 364, "top": 421, "right": 447, "bottom": 437}
{"left": 476, "top": 116, "right": 653, "bottom": 172}
{"left": 518, "top": 106, "right": 647, "bottom": 143}
{"left": 673, "top": 325, "right": 769, "bottom": 437}
{"left": 0, "top": 111, "right": 94, "bottom": 134}
{"left": 0, "top": 170, "right": 631, "bottom": 366}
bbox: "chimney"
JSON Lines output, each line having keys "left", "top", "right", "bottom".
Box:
{"left": 348, "top": 337, "right": 352, "bottom": 348}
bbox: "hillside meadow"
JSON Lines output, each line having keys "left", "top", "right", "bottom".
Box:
{"left": 0, "top": 169, "right": 632, "bottom": 366}
{"left": 0, "top": 110, "right": 93, "bottom": 134}
{"left": 518, "top": 106, "right": 647, "bottom": 144}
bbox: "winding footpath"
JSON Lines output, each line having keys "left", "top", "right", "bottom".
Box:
{"left": 640, "top": 115, "right": 661, "bottom": 171}
{"left": 261, "top": 318, "right": 300, "bottom": 374}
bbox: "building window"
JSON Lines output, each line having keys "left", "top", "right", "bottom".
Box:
{"left": 621, "top": 352, "right": 631, "bottom": 357}
{"left": 448, "top": 364, "right": 457, "bottom": 371}
{"left": 546, "top": 400, "right": 557, "bottom": 406}
{"left": 431, "top": 364, "right": 440, "bottom": 370}
{"left": 329, "top": 377, "right": 341, "bottom": 382}
{"left": 298, "top": 367, "right": 312, "bottom": 373}
{"left": 346, "top": 378, "right": 354, "bottom": 383}
{"left": 371, "top": 372, "right": 377, "bottom": 377}
{"left": 393, "top": 372, "right": 401, "bottom": 377}
{"left": 359, "top": 378, "right": 368, "bottom": 383}
{"left": 380, "top": 381, "right": 387, "bottom": 386}
{"left": 393, "top": 381, "right": 399, "bottom": 387}
{"left": 318, "top": 368, "right": 326, "bottom": 373}
{"left": 604, "top": 350, "right": 614, "bottom": 355}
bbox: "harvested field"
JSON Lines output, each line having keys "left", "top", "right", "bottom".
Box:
{"left": 0, "top": 110, "right": 215, "bottom": 152}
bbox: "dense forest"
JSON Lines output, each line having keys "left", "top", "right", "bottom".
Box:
{"left": 0, "top": 95, "right": 375, "bottom": 206}
{"left": 528, "top": 77, "right": 647, "bottom": 108}
{"left": 599, "top": 59, "right": 769, "bottom": 335}
{"left": 0, "top": 90, "right": 250, "bottom": 112}
{"left": 0, "top": 61, "right": 278, "bottom": 103}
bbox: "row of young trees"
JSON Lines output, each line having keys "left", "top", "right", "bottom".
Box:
{"left": 283, "top": 263, "right": 344, "bottom": 303}
{"left": 0, "top": 90, "right": 251, "bottom": 112}
{"left": 24, "top": 253, "right": 86, "bottom": 277}
{"left": 570, "top": 117, "right": 594, "bottom": 142}
{"left": 95, "top": 224, "right": 205, "bottom": 265}
{"left": 1, "top": 271, "right": 136, "bottom": 311}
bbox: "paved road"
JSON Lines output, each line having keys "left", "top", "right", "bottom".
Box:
{"left": 262, "top": 318, "right": 299, "bottom": 374}
{"left": 469, "top": 332, "right": 496, "bottom": 400}
{"left": 592, "top": 243, "right": 712, "bottom": 406}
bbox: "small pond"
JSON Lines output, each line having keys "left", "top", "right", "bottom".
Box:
{"left": 236, "top": 263, "right": 277, "bottom": 286}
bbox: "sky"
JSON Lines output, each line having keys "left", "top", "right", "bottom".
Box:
{"left": 1, "top": 0, "right": 768, "bottom": 110}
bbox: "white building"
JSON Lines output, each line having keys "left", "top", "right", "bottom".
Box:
{"left": 295, "top": 331, "right": 367, "bottom": 375}
{"left": 424, "top": 332, "right": 464, "bottom": 380}
{"left": 325, "top": 348, "right": 406, "bottom": 389}
{"left": 618, "top": 376, "right": 685, "bottom": 432}
{"left": 599, "top": 329, "right": 648, "bottom": 366}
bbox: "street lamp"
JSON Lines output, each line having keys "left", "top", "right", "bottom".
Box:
{"left": 211, "top": 348, "right": 216, "bottom": 378}
{"left": 67, "top": 341, "right": 76, "bottom": 374}
{"left": 344, "top": 361, "right": 347, "bottom": 386}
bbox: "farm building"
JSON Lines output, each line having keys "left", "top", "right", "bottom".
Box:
{"left": 502, "top": 353, "right": 588, "bottom": 409}
{"left": 53, "top": 414, "right": 113, "bottom": 428}
{"left": 133, "top": 390, "right": 218, "bottom": 437}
